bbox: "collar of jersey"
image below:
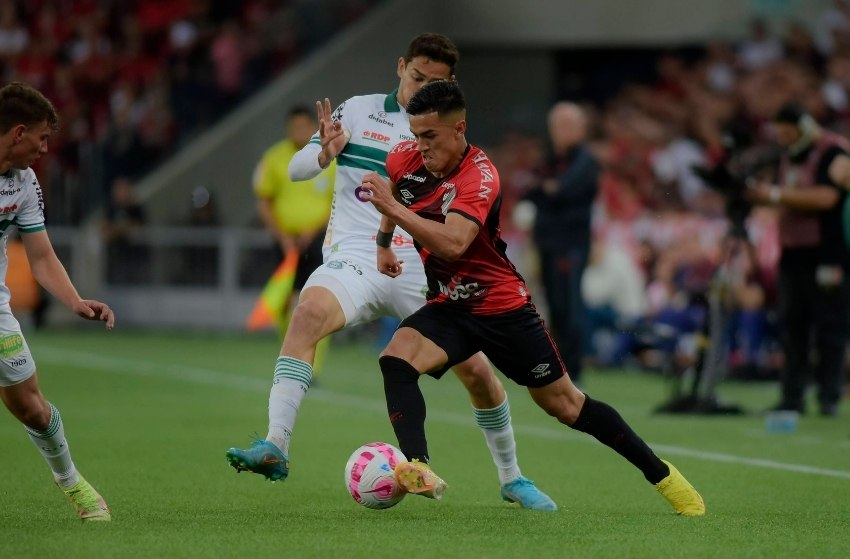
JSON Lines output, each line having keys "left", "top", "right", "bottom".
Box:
{"left": 384, "top": 89, "right": 402, "bottom": 113}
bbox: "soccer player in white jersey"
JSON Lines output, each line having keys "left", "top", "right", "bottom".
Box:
{"left": 0, "top": 82, "right": 115, "bottom": 521}
{"left": 226, "top": 33, "right": 556, "bottom": 510}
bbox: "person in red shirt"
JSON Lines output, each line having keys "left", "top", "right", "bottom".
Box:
{"left": 358, "top": 80, "right": 705, "bottom": 515}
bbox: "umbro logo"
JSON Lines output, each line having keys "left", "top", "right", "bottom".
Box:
{"left": 532, "top": 363, "right": 550, "bottom": 378}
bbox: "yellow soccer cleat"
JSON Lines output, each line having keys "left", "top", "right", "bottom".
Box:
{"left": 655, "top": 460, "right": 705, "bottom": 516}
{"left": 393, "top": 459, "right": 447, "bottom": 500}
{"left": 62, "top": 475, "right": 111, "bottom": 522}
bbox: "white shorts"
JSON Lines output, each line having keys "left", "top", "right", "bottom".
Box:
{"left": 302, "top": 250, "right": 427, "bottom": 328}
{"left": 0, "top": 307, "right": 36, "bottom": 387}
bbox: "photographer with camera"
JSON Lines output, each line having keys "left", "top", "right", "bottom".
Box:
{"left": 746, "top": 102, "right": 850, "bottom": 417}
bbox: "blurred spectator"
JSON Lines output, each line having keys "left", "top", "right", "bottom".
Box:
{"left": 722, "top": 236, "right": 771, "bottom": 380}
{"left": 814, "top": 0, "right": 850, "bottom": 56}
{"left": 101, "top": 176, "right": 148, "bottom": 285}
{"left": 0, "top": 1, "right": 28, "bottom": 62}
{"left": 737, "top": 18, "right": 784, "bottom": 71}
{"left": 746, "top": 102, "right": 850, "bottom": 416}
{"left": 582, "top": 238, "right": 647, "bottom": 366}
{"left": 525, "top": 102, "right": 599, "bottom": 384}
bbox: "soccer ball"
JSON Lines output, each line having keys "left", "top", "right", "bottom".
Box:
{"left": 344, "top": 442, "right": 407, "bottom": 509}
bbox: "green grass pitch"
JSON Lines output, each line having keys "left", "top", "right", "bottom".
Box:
{"left": 2, "top": 328, "right": 849, "bottom": 558}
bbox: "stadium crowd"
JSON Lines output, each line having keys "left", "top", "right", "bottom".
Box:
{"left": 0, "top": 0, "right": 378, "bottom": 224}
{"left": 492, "top": 6, "right": 850, "bottom": 384}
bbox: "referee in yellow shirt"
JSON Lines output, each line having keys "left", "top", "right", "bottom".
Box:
{"left": 253, "top": 107, "right": 335, "bottom": 353}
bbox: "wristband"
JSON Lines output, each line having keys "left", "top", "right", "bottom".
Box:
{"left": 376, "top": 230, "right": 393, "bottom": 248}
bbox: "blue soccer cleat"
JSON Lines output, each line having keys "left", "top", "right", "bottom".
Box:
{"left": 501, "top": 476, "right": 558, "bottom": 511}
{"left": 226, "top": 440, "right": 289, "bottom": 482}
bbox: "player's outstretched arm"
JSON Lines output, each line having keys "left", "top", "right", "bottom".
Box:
{"left": 289, "top": 98, "right": 349, "bottom": 181}
{"left": 21, "top": 230, "right": 115, "bottom": 329}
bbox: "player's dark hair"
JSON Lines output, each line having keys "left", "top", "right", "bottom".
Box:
{"left": 404, "top": 33, "right": 459, "bottom": 74}
{"left": 406, "top": 80, "right": 466, "bottom": 117}
{"left": 288, "top": 105, "right": 314, "bottom": 121}
{"left": 0, "top": 82, "right": 59, "bottom": 133}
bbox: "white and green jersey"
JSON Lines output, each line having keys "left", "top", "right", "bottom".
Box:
{"left": 0, "top": 167, "right": 46, "bottom": 308}
{"left": 289, "top": 90, "right": 418, "bottom": 257}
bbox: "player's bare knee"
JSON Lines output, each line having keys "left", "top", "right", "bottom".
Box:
{"left": 288, "top": 300, "right": 331, "bottom": 343}
{"left": 454, "top": 360, "right": 500, "bottom": 402}
{"left": 532, "top": 380, "right": 585, "bottom": 425}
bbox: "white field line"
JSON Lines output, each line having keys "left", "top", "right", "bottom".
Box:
{"left": 36, "top": 346, "right": 850, "bottom": 481}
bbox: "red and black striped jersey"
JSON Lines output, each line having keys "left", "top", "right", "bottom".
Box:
{"left": 387, "top": 141, "right": 531, "bottom": 314}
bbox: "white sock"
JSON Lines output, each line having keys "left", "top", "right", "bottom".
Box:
{"left": 25, "top": 402, "right": 79, "bottom": 488}
{"left": 267, "top": 356, "right": 312, "bottom": 454}
{"left": 472, "top": 398, "right": 522, "bottom": 485}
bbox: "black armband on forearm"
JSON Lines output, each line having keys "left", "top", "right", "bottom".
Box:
{"left": 376, "top": 230, "right": 393, "bottom": 248}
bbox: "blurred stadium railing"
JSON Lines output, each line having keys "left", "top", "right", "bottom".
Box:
{"left": 47, "top": 225, "right": 274, "bottom": 329}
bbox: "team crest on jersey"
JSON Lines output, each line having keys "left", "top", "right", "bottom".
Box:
{"left": 440, "top": 189, "right": 456, "bottom": 215}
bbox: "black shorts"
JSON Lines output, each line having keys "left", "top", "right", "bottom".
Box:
{"left": 399, "top": 302, "right": 567, "bottom": 387}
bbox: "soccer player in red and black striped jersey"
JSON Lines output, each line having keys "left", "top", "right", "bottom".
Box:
{"left": 358, "top": 79, "right": 706, "bottom": 515}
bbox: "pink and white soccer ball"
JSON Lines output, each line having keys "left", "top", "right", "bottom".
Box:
{"left": 344, "top": 442, "right": 407, "bottom": 509}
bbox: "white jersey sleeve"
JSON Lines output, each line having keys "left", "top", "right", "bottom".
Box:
{"left": 288, "top": 141, "right": 324, "bottom": 181}
{"left": 0, "top": 168, "right": 47, "bottom": 308}
{"left": 13, "top": 169, "right": 46, "bottom": 233}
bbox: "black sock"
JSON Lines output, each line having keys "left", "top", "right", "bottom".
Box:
{"left": 379, "top": 355, "right": 428, "bottom": 463}
{"left": 570, "top": 395, "right": 670, "bottom": 484}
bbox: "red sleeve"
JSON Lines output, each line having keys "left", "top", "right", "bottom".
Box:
{"left": 386, "top": 141, "right": 417, "bottom": 182}
{"left": 447, "top": 150, "right": 500, "bottom": 228}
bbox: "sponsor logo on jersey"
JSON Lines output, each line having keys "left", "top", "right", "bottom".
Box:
{"left": 403, "top": 173, "right": 426, "bottom": 183}
{"left": 0, "top": 334, "right": 24, "bottom": 358}
{"left": 0, "top": 188, "right": 21, "bottom": 195}
{"left": 438, "top": 275, "right": 486, "bottom": 301}
{"left": 472, "top": 151, "right": 494, "bottom": 199}
{"left": 368, "top": 113, "right": 394, "bottom": 127}
{"left": 362, "top": 130, "right": 391, "bottom": 144}
{"left": 0, "top": 204, "right": 18, "bottom": 213}
{"left": 326, "top": 259, "right": 363, "bottom": 275}
{"left": 331, "top": 102, "right": 345, "bottom": 121}
{"left": 35, "top": 183, "right": 44, "bottom": 214}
